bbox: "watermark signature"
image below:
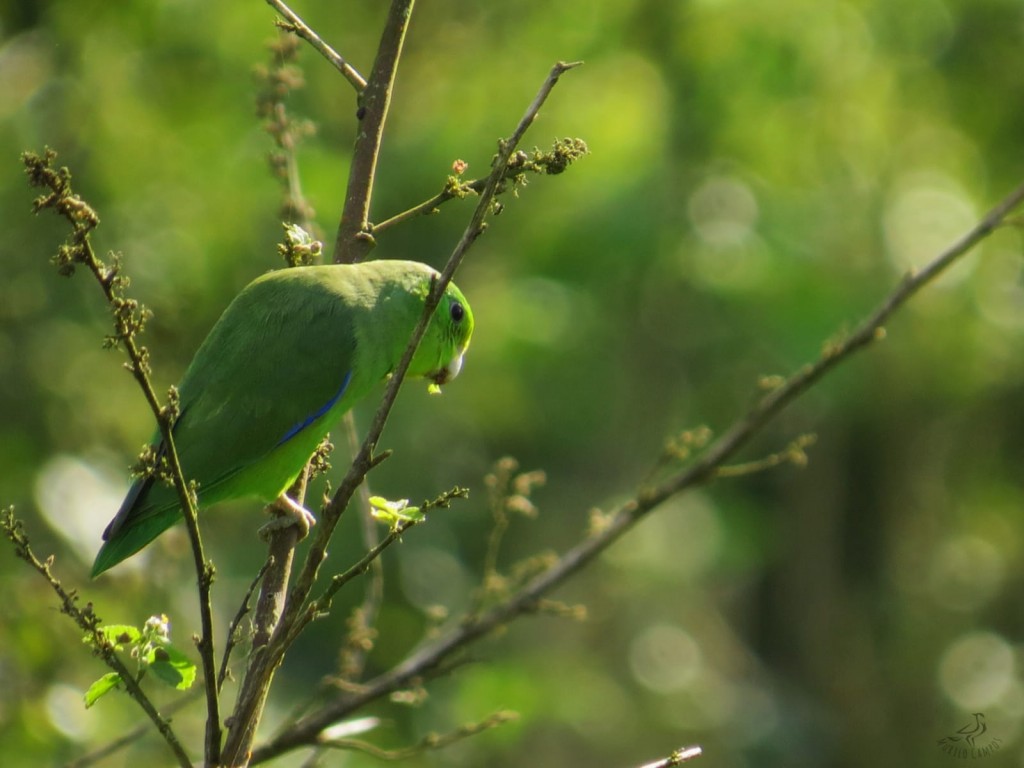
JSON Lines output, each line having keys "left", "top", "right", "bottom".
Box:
{"left": 937, "top": 713, "right": 1002, "bottom": 759}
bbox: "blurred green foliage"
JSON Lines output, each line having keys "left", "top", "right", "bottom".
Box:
{"left": 2, "top": 0, "right": 1024, "bottom": 766}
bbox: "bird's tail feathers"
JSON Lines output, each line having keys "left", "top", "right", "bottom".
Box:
{"left": 91, "top": 506, "right": 181, "bottom": 577}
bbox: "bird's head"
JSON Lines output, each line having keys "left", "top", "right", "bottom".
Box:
{"left": 416, "top": 278, "right": 474, "bottom": 392}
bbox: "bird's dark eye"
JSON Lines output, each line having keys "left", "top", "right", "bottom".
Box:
{"left": 450, "top": 301, "right": 465, "bottom": 323}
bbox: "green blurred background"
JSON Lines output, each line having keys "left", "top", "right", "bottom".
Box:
{"left": 3, "top": 1, "right": 1024, "bottom": 766}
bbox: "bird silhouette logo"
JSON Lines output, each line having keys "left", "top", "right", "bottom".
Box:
{"left": 936, "top": 713, "right": 986, "bottom": 747}
{"left": 937, "top": 713, "right": 1002, "bottom": 758}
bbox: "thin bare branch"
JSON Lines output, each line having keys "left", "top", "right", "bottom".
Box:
{"left": 62, "top": 692, "right": 202, "bottom": 768}
{"left": 334, "top": 0, "right": 416, "bottom": 263}
{"left": 317, "top": 710, "right": 518, "bottom": 760}
{"left": 636, "top": 745, "right": 704, "bottom": 768}
{"left": 713, "top": 434, "right": 816, "bottom": 478}
{"left": 219, "top": 560, "right": 270, "bottom": 692}
{"left": 283, "top": 486, "right": 467, "bottom": 650}
{"left": 432, "top": 62, "right": 582, "bottom": 296}
{"left": 642, "top": 175, "right": 1024, "bottom": 509}
{"left": 336, "top": 413, "right": 384, "bottom": 683}
{"left": 265, "top": 0, "right": 366, "bottom": 91}
{"left": 371, "top": 137, "right": 588, "bottom": 235}
{"left": 371, "top": 176, "right": 487, "bottom": 234}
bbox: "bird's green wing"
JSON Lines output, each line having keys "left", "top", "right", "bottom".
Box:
{"left": 92, "top": 261, "right": 473, "bottom": 576}
{"left": 169, "top": 270, "right": 364, "bottom": 501}
{"left": 92, "top": 269, "right": 372, "bottom": 575}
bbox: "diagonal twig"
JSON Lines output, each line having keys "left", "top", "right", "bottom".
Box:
{"left": 22, "top": 150, "right": 223, "bottom": 766}
{"left": 250, "top": 174, "right": 1024, "bottom": 762}
{"left": 265, "top": 0, "right": 366, "bottom": 91}
{"left": 279, "top": 58, "right": 584, "bottom": 665}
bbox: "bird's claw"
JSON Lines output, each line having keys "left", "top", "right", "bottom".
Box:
{"left": 259, "top": 494, "right": 317, "bottom": 542}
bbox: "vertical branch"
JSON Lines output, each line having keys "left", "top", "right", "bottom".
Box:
{"left": 264, "top": 14, "right": 389, "bottom": 684}
{"left": 260, "top": 12, "right": 401, "bottom": 673}
{"left": 333, "top": 0, "right": 415, "bottom": 264}
{"left": 221, "top": 5, "right": 416, "bottom": 765}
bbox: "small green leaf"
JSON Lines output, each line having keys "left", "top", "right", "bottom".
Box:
{"left": 369, "top": 496, "right": 424, "bottom": 531}
{"left": 84, "top": 673, "right": 122, "bottom": 708}
{"left": 148, "top": 644, "right": 196, "bottom": 690}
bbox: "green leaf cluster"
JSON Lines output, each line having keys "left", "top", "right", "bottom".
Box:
{"left": 82, "top": 616, "right": 196, "bottom": 708}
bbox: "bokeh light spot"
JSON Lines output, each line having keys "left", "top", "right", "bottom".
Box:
{"left": 45, "top": 683, "right": 92, "bottom": 742}
{"left": 399, "top": 545, "right": 470, "bottom": 613}
{"left": 883, "top": 171, "right": 977, "bottom": 281}
{"left": 928, "top": 535, "right": 1005, "bottom": 612}
{"left": 938, "top": 631, "right": 1014, "bottom": 710}
{"left": 629, "top": 623, "right": 702, "bottom": 694}
{"left": 34, "top": 454, "right": 128, "bottom": 569}
{"left": 688, "top": 175, "right": 759, "bottom": 248}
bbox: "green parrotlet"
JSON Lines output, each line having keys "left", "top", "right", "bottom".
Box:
{"left": 91, "top": 260, "right": 474, "bottom": 576}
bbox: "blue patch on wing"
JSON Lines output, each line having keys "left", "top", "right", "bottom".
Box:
{"left": 277, "top": 370, "right": 354, "bottom": 446}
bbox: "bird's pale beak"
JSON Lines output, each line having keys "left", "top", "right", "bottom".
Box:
{"left": 429, "top": 351, "right": 464, "bottom": 386}
{"left": 428, "top": 346, "right": 468, "bottom": 387}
